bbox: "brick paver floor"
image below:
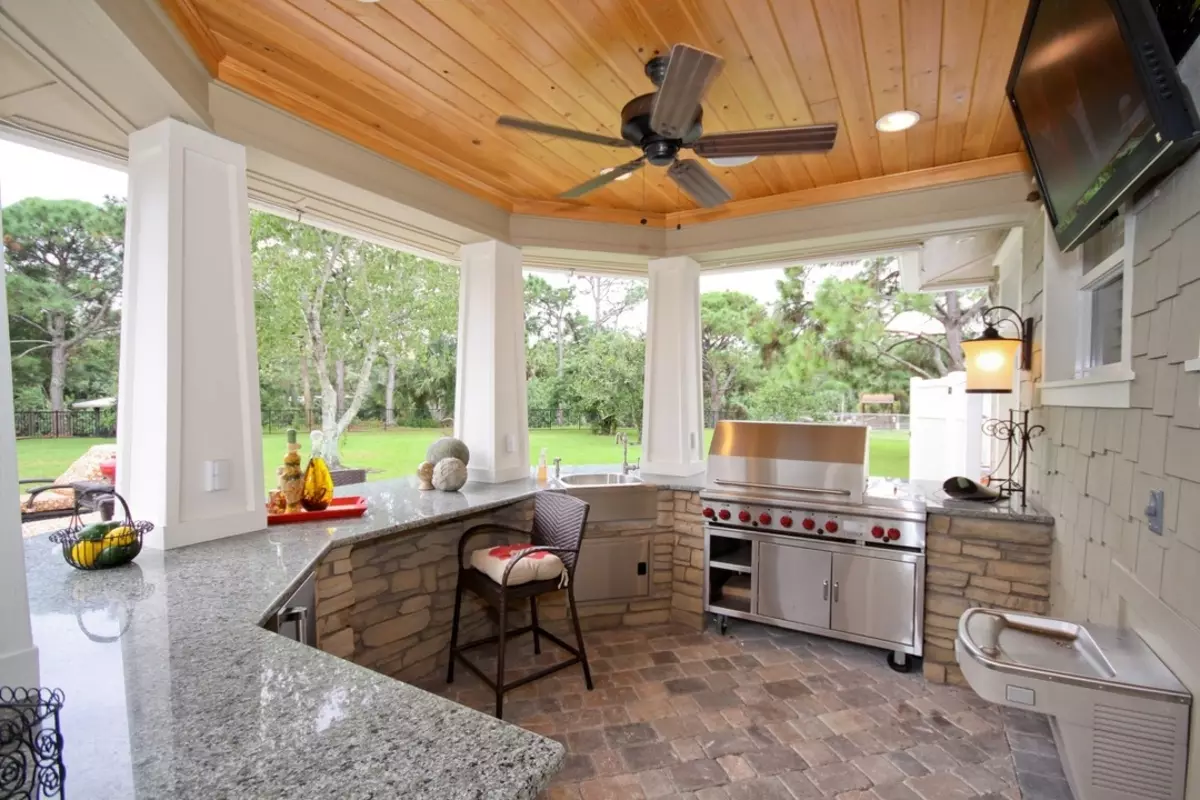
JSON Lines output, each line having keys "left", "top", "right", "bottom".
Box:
{"left": 418, "top": 621, "right": 1072, "bottom": 799}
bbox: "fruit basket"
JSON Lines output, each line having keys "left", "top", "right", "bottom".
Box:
{"left": 48, "top": 490, "right": 153, "bottom": 570}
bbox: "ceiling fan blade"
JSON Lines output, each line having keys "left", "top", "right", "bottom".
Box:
{"left": 497, "top": 116, "right": 634, "bottom": 148}
{"left": 667, "top": 159, "right": 733, "bottom": 208}
{"left": 559, "top": 158, "right": 646, "bottom": 199}
{"left": 650, "top": 44, "right": 723, "bottom": 139}
{"left": 692, "top": 124, "right": 839, "bottom": 157}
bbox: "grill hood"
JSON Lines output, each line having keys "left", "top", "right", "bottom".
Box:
{"left": 705, "top": 421, "right": 869, "bottom": 505}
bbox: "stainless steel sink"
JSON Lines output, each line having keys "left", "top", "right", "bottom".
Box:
{"left": 555, "top": 472, "right": 643, "bottom": 486}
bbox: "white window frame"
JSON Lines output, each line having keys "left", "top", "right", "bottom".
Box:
{"left": 1039, "top": 209, "right": 1135, "bottom": 408}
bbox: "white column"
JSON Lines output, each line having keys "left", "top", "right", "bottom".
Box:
{"left": 117, "top": 119, "right": 266, "bottom": 549}
{"left": 0, "top": 191, "right": 39, "bottom": 688}
{"left": 454, "top": 240, "right": 530, "bottom": 483}
{"left": 642, "top": 256, "right": 706, "bottom": 476}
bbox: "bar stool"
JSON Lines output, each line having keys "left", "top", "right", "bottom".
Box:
{"left": 446, "top": 492, "right": 594, "bottom": 718}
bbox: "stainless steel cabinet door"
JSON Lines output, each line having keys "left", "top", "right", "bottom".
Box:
{"left": 756, "top": 542, "right": 831, "bottom": 629}
{"left": 830, "top": 553, "right": 916, "bottom": 645}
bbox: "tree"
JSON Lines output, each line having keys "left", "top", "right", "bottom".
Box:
{"left": 3, "top": 198, "right": 124, "bottom": 426}
{"left": 560, "top": 331, "right": 645, "bottom": 435}
{"left": 700, "top": 291, "right": 765, "bottom": 425}
{"left": 525, "top": 274, "right": 585, "bottom": 423}
{"left": 578, "top": 275, "right": 647, "bottom": 331}
{"left": 252, "top": 212, "right": 419, "bottom": 465}
{"left": 382, "top": 259, "right": 458, "bottom": 425}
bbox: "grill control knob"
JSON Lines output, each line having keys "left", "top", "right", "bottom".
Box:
{"left": 802, "top": 518, "right": 815, "bottom": 530}
{"left": 825, "top": 520, "right": 839, "bottom": 533}
{"left": 887, "top": 527, "right": 901, "bottom": 541}
{"left": 758, "top": 512, "right": 772, "bottom": 525}
{"left": 780, "top": 515, "right": 793, "bottom": 528}
{"left": 718, "top": 509, "right": 731, "bottom": 520}
{"left": 703, "top": 507, "right": 715, "bottom": 519}
{"left": 871, "top": 525, "right": 884, "bottom": 539}
{"left": 738, "top": 510, "right": 752, "bottom": 523}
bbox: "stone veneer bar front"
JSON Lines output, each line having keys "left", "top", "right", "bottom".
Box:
{"left": 314, "top": 487, "right": 711, "bottom": 685}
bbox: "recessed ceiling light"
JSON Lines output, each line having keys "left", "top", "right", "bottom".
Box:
{"left": 875, "top": 110, "right": 921, "bottom": 133}
{"left": 600, "top": 166, "right": 633, "bottom": 181}
{"left": 705, "top": 155, "right": 758, "bottom": 167}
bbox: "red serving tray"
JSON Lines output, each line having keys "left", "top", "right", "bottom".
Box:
{"left": 267, "top": 496, "right": 368, "bottom": 525}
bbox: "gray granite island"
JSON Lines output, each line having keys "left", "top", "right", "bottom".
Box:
{"left": 22, "top": 476, "right": 563, "bottom": 800}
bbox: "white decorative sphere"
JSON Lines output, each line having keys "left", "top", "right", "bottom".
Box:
{"left": 431, "top": 457, "right": 468, "bottom": 492}
{"left": 426, "top": 437, "right": 470, "bottom": 466}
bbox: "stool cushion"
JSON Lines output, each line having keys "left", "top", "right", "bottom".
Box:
{"left": 470, "top": 542, "right": 565, "bottom": 586}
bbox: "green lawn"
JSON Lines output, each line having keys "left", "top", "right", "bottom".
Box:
{"left": 17, "top": 427, "right": 910, "bottom": 491}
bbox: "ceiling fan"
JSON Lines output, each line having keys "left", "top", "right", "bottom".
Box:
{"left": 497, "top": 44, "right": 838, "bottom": 208}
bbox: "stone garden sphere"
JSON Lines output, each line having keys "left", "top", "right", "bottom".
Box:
{"left": 426, "top": 437, "right": 470, "bottom": 467}
{"left": 432, "top": 457, "right": 468, "bottom": 492}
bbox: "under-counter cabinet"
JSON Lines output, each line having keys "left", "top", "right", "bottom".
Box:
{"left": 830, "top": 552, "right": 917, "bottom": 647}
{"left": 757, "top": 541, "right": 830, "bottom": 629}
{"left": 705, "top": 526, "right": 923, "bottom": 658}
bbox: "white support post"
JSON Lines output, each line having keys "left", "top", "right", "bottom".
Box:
{"left": 117, "top": 119, "right": 266, "bottom": 549}
{"left": 641, "top": 255, "right": 706, "bottom": 476}
{"left": 454, "top": 240, "right": 530, "bottom": 483}
{"left": 0, "top": 190, "right": 39, "bottom": 689}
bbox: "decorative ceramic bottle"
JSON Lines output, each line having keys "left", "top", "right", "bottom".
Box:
{"left": 302, "top": 430, "right": 335, "bottom": 511}
{"left": 279, "top": 429, "right": 304, "bottom": 513}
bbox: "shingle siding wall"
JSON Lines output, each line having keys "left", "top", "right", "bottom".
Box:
{"left": 1020, "top": 154, "right": 1200, "bottom": 635}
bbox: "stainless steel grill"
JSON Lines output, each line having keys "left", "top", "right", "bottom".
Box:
{"left": 699, "top": 421, "right": 926, "bottom": 668}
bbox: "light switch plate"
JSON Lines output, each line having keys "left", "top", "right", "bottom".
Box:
{"left": 1145, "top": 489, "right": 1164, "bottom": 535}
{"left": 204, "top": 459, "right": 231, "bottom": 492}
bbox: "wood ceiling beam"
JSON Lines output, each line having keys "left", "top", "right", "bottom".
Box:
{"left": 158, "top": 0, "right": 224, "bottom": 75}
{"left": 514, "top": 153, "right": 1028, "bottom": 228}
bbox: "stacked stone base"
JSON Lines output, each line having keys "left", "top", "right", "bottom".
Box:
{"left": 314, "top": 489, "right": 707, "bottom": 686}
{"left": 923, "top": 513, "right": 1054, "bottom": 685}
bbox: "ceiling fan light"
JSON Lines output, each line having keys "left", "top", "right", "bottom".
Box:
{"left": 875, "top": 110, "right": 921, "bottom": 133}
{"left": 600, "top": 166, "right": 633, "bottom": 182}
{"left": 705, "top": 155, "right": 758, "bottom": 167}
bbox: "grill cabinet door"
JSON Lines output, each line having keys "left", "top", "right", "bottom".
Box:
{"left": 756, "top": 542, "right": 831, "bottom": 629}
{"left": 830, "top": 553, "right": 915, "bottom": 646}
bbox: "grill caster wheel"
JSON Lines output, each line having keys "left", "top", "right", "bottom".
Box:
{"left": 887, "top": 650, "right": 913, "bottom": 673}
{"left": 712, "top": 614, "right": 730, "bottom": 636}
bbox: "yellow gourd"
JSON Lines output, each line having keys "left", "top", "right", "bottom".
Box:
{"left": 70, "top": 540, "right": 104, "bottom": 568}
{"left": 302, "top": 430, "right": 335, "bottom": 511}
{"left": 103, "top": 526, "right": 137, "bottom": 547}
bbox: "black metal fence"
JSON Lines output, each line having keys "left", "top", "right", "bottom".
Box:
{"left": 261, "top": 407, "right": 639, "bottom": 434}
{"left": 17, "top": 405, "right": 640, "bottom": 438}
{"left": 14, "top": 408, "right": 117, "bottom": 439}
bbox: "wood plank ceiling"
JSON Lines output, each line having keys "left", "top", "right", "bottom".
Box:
{"left": 161, "top": 0, "right": 1030, "bottom": 225}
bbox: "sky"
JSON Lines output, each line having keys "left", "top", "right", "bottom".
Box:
{"left": 0, "top": 140, "right": 127, "bottom": 206}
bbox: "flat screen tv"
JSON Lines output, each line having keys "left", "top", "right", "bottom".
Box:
{"left": 1008, "top": 0, "right": 1200, "bottom": 251}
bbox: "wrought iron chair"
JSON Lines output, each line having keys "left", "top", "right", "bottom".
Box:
{"left": 446, "top": 492, "right": 593, "bottom": 718}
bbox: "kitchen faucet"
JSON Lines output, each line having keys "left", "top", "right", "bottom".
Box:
{"left": 616, "top": 432, "right": 640, "bottom": 475}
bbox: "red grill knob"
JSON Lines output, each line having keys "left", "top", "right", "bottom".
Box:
{"left": 871, "top": 525, "right": 884, "bottom": 539}
{"left": 759, "top": 512, "right": 772, "bottom": 525}
{"left": 825, "top": 520, "right": 839, "bottom": 533}
{"left": 703, "top": 507, "right": 715, "bottom": 518}
{"left": 718, "top": 509, "right": 731, "bottom": 520}
{"left": 738, "top": 510, "right": 752, "bottom": 523}
{"left": 802, "top": 518, "right": 816, "bottom": 530}
{"left": 887, "top": 527, "right": 901, "bottom": 541}
{"left": 780, "top": 515, "right": 793, "bottom": 528}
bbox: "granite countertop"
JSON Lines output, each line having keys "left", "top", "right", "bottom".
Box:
{"left": 907, "top": 478, "right": 1054, "bottom": 524}
{"left": 22, "top": 476, "right": 561, "bottom": 800}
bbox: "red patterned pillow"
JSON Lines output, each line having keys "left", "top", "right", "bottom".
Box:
{"left": 469, "top": 542, "right": 565, "bottom": 586}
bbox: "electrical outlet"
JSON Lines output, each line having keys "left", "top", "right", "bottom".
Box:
{"left": 1145, "top": 489, "right": 1164, "bottom": 535}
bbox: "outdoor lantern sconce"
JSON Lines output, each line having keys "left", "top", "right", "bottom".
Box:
{"left": 961, "top": 306, "right": 1033, "bottom": 394}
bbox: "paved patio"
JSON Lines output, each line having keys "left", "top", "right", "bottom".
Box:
{"left": 418, "top": 621, "right": 1073, "bottom": 799}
